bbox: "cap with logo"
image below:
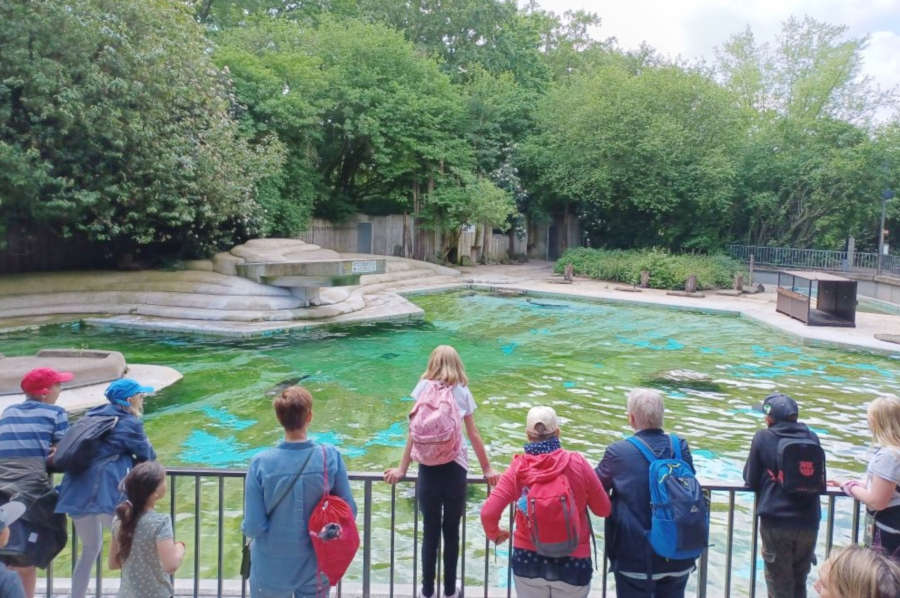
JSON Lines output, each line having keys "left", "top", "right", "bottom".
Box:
{"left": 20, "top": 368, "right": 74, "bottom": 397}
{"left": 758, "top": 393, "right": 799, "bottom": 422}
{"left": 526, "top": 406, "right": 559, "bottom": 436}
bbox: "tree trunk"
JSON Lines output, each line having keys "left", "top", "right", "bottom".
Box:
{"left": 480, "top": 221, "right": 489, "bottom": 263}
{"left": 197, "top": 0, "right": 214, "bottom": 21}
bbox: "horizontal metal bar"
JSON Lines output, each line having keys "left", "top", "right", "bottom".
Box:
{"left": 173, "top": 466, "right": 853, "bottom": 496}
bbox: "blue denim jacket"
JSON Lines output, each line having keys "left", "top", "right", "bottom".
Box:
{"left": 242, "top": 441, "right": 356, "bottom": 595}
{"left": 55, "top": 403, "right": 156, "bottom": 516}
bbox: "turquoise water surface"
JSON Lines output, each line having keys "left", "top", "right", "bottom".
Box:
{"left": 2, "top": 290, "right": 896, "bottom": 594}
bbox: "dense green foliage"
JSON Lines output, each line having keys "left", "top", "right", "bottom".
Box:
{"left": 718, "top": 18, "right": 899, "bottom": 249}
{"left": 0, "top": 0, "right": 283, "bottom": 260}
{"left": 554, "top": 248, "right": 743, "bottom": 290}
{"left": 1, "top": 1, "right": 898, "bottom": 265}
{"left": 522, "top": 64, "right": 742, "bottom": 250}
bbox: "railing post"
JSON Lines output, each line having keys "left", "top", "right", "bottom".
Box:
{"left": 217, "top": 476, "right": 224, "bottom": 598}
{"left": 851, "top": 499, "right": 861, "bottom": 544}
{"left": 697, "top": 489, "right": 710, "bottom": 598}
{"left": 390, "top": 483, "right": 396, "bottom": 598}
{"left": 825, "top": 495, "right": 836, "bottom": 558}
{"left": 363, "top": 480, "right": 372, "bottom": 598}
{"left": 194, "top": 474, "right": 201, "bottom": 598}
{"left": 749, "top": 494, "right": 759, "bottom": 598}
{"left": 724, "top": 490, "right": 735, "bottom": 598}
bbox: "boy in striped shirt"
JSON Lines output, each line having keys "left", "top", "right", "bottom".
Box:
{"left": 0, "top": 368, "right": 72, "bottom": 598}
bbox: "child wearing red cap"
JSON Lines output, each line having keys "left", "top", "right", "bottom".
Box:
{"left": 0, "top": 368, "right": 72, "bottom": 598}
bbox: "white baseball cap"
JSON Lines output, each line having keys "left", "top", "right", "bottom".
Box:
{"left": 526, "top": 406, "right": 559, "bottom": 435}
{"left": 0, "top": 501, "right": 26, "bottom": 531}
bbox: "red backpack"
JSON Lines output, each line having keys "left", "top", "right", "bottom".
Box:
{"left": 408, "top": 381, "right": 461, "bottom": 466}
{"left": 308, "top": 446, "right": 359, "bottom": 591}
{"left": 523, "top": 457, "right": 580, "bottom": 558}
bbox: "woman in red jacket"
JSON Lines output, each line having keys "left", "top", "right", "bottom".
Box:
{"left": 481, "top": 406, "right": 611, "bottom": 598}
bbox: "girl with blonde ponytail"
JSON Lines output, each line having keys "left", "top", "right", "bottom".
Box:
{"left": 384, "top": 345, "right": 499, "bottom": 598}
{"left": 830, "top": 396, "right": 900, "bottom": 558}
{"left": 109, "top": 462, "right": 185, "bottom": 598}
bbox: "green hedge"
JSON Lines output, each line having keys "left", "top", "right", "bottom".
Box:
{"left": 554, "top": 248, "right": 743, "bottom": 290}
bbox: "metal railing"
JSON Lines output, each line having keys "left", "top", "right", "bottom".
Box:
{"left": 39, "top": 468, "right": 865, "bottom": 598}
{"left": 727, "top": 244, "right": 900, "bottom": 276}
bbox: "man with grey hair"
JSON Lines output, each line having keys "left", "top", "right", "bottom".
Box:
{"left": 595, "top": 389, "right": 698, "bottom": 598}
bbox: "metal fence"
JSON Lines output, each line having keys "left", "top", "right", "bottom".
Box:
{"left": 39, "top": 468, "right": 865, "bottom": 598}
{"left": 727, "top": 244, "right": 900, "bottom": 276}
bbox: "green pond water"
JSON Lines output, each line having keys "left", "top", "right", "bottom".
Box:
{"left": 2, "top": 289, "right": 897, "bottom": 595}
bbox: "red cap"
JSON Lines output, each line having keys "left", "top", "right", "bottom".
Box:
{"left": 20, "top": 368, "right": 74, "bottom": 397}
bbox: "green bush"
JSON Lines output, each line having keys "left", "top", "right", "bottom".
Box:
{"left": 554, "top": 248, "right": 743, "bottom": 290}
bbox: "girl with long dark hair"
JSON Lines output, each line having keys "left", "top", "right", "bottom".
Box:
{"left": 108, "top": 462, "right": 185, "bottom": 598}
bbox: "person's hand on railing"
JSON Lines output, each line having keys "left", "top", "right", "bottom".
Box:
{"left": 383, "top": 467, "right": 406, "bottom": 484}
{"left": 492, "top": 529, "right": 510, "bottom": 544}
{"left": 483, "top": 467, "right": 500, "bottom": 488}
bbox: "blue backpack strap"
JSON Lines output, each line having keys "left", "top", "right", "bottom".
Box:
{"left": 626, "top": 435, "right": 658, "bottom": 463}
{"left": 669, "top": 434, "right": 682, "bottom": 460}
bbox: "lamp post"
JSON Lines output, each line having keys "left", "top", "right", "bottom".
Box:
{"left": 878, "top": 188, "right": 895, "bottom": 276}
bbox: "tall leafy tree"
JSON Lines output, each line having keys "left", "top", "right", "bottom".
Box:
{"left": 214, "top": 18, "right": 328, "bottom": 235}
{"left": 0, "top": 0, "right": 283, "bottom": 262}
{"left": 522, "top": 63, "right": 743, "bottom": 250}
{"left": 717, "top": 17, "right": 898, "bottom": 248}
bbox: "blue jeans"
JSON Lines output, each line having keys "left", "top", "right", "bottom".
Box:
{"left": 613, "top": 572, "right": 689, "bottom": 598}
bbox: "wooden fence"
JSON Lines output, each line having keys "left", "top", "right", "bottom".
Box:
{"left": 0, "top": 226, "right": 107, "bottom": 274}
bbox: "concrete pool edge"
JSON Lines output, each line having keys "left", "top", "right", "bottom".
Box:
{"left": 3, "top": 263, "right": 899, "bottom": 357}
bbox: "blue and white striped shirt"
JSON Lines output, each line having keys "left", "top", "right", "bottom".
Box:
{"left": 0, "top": 400, "right": 69, "bottom": 459}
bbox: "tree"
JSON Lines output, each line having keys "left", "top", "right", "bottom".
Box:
{"left": 214, "top": 18, "right": 328, "bottom": 235}
{"left": 717, "top": 17, "right": 900, "bottom": 248}
{"left": 357, "top": 0, "right": 549, "bottom": 91}
{"left": 521, "top": 63, "right": 743, "bottom": 250}
{"left": 421, "top": 174, "right": 515, "bottom": 262}
{"left": 0, "top": 0, "right": 283, "bottom": 262}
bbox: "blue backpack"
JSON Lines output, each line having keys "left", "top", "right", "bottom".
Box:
{"left": 626, "top": 434, "right": 709, "bottom": 560}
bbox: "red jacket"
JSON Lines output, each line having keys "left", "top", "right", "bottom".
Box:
{"left": 481, "top": 448, "right": 611, "bottom": 559}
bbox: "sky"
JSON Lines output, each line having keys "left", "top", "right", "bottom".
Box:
{"left": 535, "top": 0, "right": 900, "bottom": 94}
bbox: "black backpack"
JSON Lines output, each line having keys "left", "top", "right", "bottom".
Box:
{"left": 776, "top": 436, "right": 826, "bottom": 494}
{"left": 51, "top": 415, "right": 118, "bottom": 474}
{"left": 0, "top": 490, "right": 68, "bottom": 568}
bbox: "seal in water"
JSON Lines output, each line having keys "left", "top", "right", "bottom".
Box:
{"left": 265, "top": 375, "right": 310, "bottom": 396}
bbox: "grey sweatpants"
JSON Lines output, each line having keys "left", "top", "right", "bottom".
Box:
{"left": 71, "top": 513, "right": 113, "bottom": 598}
{"left": 513, "top": 575, "right": 590, "bottom": 598}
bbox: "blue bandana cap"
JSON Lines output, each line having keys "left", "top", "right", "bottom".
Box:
{"left": 524, "top": 436, "right": 562, "bottom": 455}
{"left": 105, "top": 378, "right": 154, "bottom": 407}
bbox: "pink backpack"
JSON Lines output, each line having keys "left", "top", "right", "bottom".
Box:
{"left": 408, "top": 381, "right": 461, "bottom": 466}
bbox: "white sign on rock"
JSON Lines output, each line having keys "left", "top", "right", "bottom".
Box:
{"left": 352, "top": 260, "right": 378, "bottom": 274}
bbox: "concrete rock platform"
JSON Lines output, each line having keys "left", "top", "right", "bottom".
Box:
{"left": 0, "top": 363, "right": 182, "bottom": 414}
